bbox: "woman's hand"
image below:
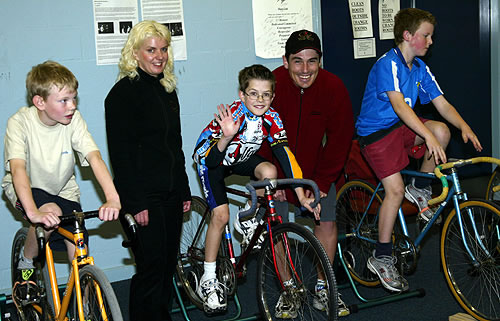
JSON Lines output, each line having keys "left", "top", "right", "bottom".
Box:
{"left": 134, "top": 209, "right": 149, "bottom": 226}
{"left": 183, "top": 200, "right": 191, "bottom": 213}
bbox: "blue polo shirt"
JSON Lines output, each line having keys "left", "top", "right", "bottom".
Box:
{"left": 356, "top": 47, "right": 443, "bottom": 137}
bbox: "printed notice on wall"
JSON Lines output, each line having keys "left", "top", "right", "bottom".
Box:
{"left": 252, "top": 0, "right": 313, "bottom": 59}
{"left": 379, "top": 0, "right": 399, "bottom": 40}
{"left": 353, "top": 38, "right": 376, "bottom": 59}
{"left": 348, "top": 0, "right": 373, "bottom": 39}
{"left": 93, "top": 0, "right": 139, "bottom": 65}
{"left": 141, "top": 0, "right": 187, "bottom": 60}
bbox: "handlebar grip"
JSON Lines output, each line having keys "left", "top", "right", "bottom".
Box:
{"left": 428, "top": 157, "right": 500, "bottom": 206}
{"left": 122, "top": 213, "right": 137, "bottom": 248}
{"left": 239, "top": 178, "right": 321, "bottom": 219}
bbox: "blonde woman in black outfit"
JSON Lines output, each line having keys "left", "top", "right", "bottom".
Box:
{"left": 105, "top": 20, "right": 191, "bottom": 321}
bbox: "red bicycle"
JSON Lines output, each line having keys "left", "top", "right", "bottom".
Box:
{"left": 176, "top": 178, "right": 338, "bottom": 320}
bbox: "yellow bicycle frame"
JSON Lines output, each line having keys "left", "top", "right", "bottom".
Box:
{"left": 44, "top": 223, "right": 108, "bottom": 321}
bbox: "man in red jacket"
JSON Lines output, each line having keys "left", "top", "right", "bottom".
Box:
{"left": 257, "top": 29, "right": 354, "bottom": 317}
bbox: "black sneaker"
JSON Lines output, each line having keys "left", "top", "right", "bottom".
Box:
{"left": 13, "top": 268, "right": 41, "bottom": 305}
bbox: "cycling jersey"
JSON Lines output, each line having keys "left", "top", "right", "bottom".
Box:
{"left": 193, "top": 100, "right": 302, "bottom": 179}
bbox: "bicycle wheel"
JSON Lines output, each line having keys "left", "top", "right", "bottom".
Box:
{"left": 336, "top": 180, "right": 382, "bottom": 286}
{"left": 441, "top": 200, "right": 500, "bottom": 321}
{"left": 176, "top": 196, "right": 213, "bottom": 309}
{"left": 72, "top": 265, "right": 123, "bottom": 321}
{"left": 486, "top": 166, "right": 500, "bottom": 201}
{"left": 257, "top": 222, "right": 337, "bottom": 321}
{"left": 11, "top": 227, "right": 54, "bottom": 321}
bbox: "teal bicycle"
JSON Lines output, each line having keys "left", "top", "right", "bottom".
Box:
{"left": 335, "top": 157, "right": 500, "bottom": 321}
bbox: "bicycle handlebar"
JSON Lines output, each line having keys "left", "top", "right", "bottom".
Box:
{"left": 122, "top": 213, "right": 138, "bottom": 248}
{"left": 33, "top": 210, "right": 100, "bottom": 264}
{"left": 239, "top": 178, "right": 321, "bottom": 219}
{"left": 429, "top": 156, "right": 500, "bottom": 206}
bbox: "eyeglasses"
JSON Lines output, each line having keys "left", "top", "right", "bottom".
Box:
{"left": 244, "top": 91, "right": 273, "bottom": 101}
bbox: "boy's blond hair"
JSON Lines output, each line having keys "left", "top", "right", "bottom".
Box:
{"left": 394, "top": 8, "right": 436, "bottom": 45}
{"left": 238, "top": 64, "right": 276, "bottom": 93}
{"left": 26, "top": 60, "right": 78, "bottom": 102}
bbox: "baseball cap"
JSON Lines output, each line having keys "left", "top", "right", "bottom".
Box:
{"left": 285, "top": 30, "right": 322, "bottom": 56}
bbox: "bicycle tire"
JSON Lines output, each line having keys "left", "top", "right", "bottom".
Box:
{"left": 11, "top": 227, "right": 54, "bottom": 321}
{"left": 486, "top": 166, "right": 500, "bottom": 201}
{"left": 175, "top": 196, "right": 210, "bottom": 309}
{"left": 72, "top": 264, "right": 123, "bottom": 321}
{"left": 257, "top": 222, "right": 338, "bottom": 321}
{"left": 336, "top": 180, "right": 382, "bottom": 286}
{"left": 441, "top": 199, "right": 500, "bottom": 321}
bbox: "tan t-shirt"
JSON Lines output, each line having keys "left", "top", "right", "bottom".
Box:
{"left": 2, "top": 106, "right": 99, "bottom": 206}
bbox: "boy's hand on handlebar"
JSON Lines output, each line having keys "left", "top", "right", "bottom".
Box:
{"left": 299, "top": 197, "right": 321, "bottom": 220}
{"left": 98, "top": 200, "right": 121, "bottom": 221}
{"left": 305, "top": 189, "right": 327, "bottom": 199}
{"left": 134, "top": 209, "right": 149, "bottom": 226}
{"left": 29, "top": 210, "right": 60, "bottom": 229}
{"left": 274, "top": 189, "right": 287, "bottom": 202}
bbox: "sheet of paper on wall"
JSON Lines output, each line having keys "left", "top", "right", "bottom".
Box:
{"left": 93, "top": 0, "right": 139, "bottom": 66}
{"left": 379, "top": 0, "right": 400, "bottom": 40}
{"left": 252, "top": 0, "right": 313, "bottom": 59}
{"left": 141, "top": 0, "right": 188, "bottom": 60}
{"left": 353, "top": 38, "right": 376, "bottom": 59}
{"left": 348, "top": 0, "right": 373, "bottom": 39}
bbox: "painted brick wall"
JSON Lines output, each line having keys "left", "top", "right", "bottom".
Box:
{"left": 0, "top": 0, "right": 321, "bottom": 292}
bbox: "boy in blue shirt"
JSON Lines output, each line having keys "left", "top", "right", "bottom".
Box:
{"left": 356, "top": 8, "right": 482, "bottom": 292}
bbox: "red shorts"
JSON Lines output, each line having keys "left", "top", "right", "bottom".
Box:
{"left": 360, "top": 120, "right": 427, "bottom": 180}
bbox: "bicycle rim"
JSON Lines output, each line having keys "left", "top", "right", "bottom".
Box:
{"left": 441, "top": 200, "right": 500, "bottom": 321}
{"left": 175, "top": 196, "right": 211, "bottom": 309}
{"left": 336, "top": 180, "right": 381, "bottom": 286}
{"left": 486, "top": 167, "right": 500, "bottom": 201}
{"left": 257, "top": 223, "right": 337, "bottom": 321}
{"left": 73, "top": 265, "right": 123, "bottom": 321}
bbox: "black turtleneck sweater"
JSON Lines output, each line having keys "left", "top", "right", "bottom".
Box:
{"left": 105, "top": 68, "right": 191, "bottom": 214}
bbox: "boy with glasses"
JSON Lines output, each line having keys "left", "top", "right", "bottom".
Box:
{"left": 193, "top": 64, "right": 320, "bottom": 316}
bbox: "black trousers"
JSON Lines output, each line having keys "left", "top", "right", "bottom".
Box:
{"left": 123, "top": 191, "right": 183, "bottom": 321}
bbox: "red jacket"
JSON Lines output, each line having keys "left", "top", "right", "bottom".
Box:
{"left": 260, "top": 66, "right": 354, "bottom": 203}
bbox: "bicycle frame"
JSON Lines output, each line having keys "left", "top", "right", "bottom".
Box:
{"left": 225, "top": 185, "right": 301, "bottom": 290}
{"left": 357, "top": 167, "right": 491, "bottom": 265}
{"left": 43, "top": 212, "right": 108, "bottom": 321}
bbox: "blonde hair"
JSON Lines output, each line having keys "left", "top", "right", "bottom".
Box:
{"left": 26, "top": 60, "right": 78, "bottom": 102}
{"left": 118, "top": 20, "right": 176, "bottom": 93}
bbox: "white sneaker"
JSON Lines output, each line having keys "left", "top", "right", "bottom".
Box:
{"left": 234, "top": 202, "right": 265, "bottom": 249}
{"left": 196, "top": 278, "right": 227, "bottom": 314}
{"left": 367, "top": 252, "right": 409, "bottom": 292}
{"left": 405, "top": 178, "right": 440, "bottom": 223}
{"left": 313, "top": 285, "right": 350, "bottom": 317}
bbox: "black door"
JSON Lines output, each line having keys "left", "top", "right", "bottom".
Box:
{"left": 321, "top": 0, "right": 491, "bottom": 175}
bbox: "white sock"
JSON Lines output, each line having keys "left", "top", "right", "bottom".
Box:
{"left": 18, "top": 253, "right": 34, "bottom": 270}
{"left": 201, "top": 261, "right": 217, "bottom": 283}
